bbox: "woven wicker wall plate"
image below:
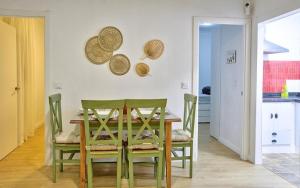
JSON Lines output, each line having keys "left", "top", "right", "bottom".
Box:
{"left": 144, "top": 39, "right": 164, "bottom": 60}
{"left": 98, "top": 26, "right": 123, "bottom": 52}
{"left": 135, "top": 63, "right": 149, "bottom": 77}
{"left": 85, "top": 36, "right": 113, "bottom": 64}
{"left": 109, "top": 54, "right": 130, "bottom": 76}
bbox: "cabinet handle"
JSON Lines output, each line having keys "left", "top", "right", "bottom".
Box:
{"left": 272, "top": 132, "right": 277, "bottom": 136}
{"left": 275, "top": 113, "right": 278, "bottom": 119}
{"left": 272, "top": 139, "right": 277, "bottom": 143}
{"left": 270, "top": 113, "right": 273, "bottom": 119}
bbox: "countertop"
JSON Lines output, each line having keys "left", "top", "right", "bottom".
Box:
{"left": 263, "top": 93, "right": 300, "bottom": 103}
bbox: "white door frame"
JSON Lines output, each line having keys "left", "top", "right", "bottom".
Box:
{"left": 254, "top": 8, "right": 300, "bottom": 164}
{"left": 0, "top": 9, "right": 50, "bottom": 149}
{"left": 193, "top": 16, "right": 251, "bottom": 160}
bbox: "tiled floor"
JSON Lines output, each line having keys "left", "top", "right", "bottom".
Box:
{"left": 263, "top": 153, "right": 300, "bottom": 187}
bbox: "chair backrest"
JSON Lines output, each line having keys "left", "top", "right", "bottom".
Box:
{"left": 49, "top": 93, "right": 63, "bottom": 141}
{"left": 183, "top": 94, "right": 197, "bottom": 138}
{"left": 126, "top": 99, "right": 167, "bottom": 150}
{"left": 81, "top": 100, "right": 125, "bottom": 149}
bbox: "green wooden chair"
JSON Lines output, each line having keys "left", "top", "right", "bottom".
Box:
{"left": 81, "top": 100, "right": 125, "bottom": 188}
{"left": 125, "top": 99, "right": 167, "bottom": 188}
{"left": 163, "top": 93, "right": 197, "bottom": 178}
{"left": 49, "top": 93, "right": 80, "bottom": 183}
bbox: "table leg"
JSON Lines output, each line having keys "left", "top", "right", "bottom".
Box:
{"left": 80, "top": 122, "right": 86, "bottom": 188}
{"left": 165, "top": 122, "right": 172, "bottom": 188}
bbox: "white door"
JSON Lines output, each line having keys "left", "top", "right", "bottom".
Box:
{"left": 0, "top": 21, "right": 18, "bottom": 160}
{"left": 219, "top": 25, "right": 245, "bottom": 155}
{"left": 210, "top": 26, "right": 221, "bottom": 139}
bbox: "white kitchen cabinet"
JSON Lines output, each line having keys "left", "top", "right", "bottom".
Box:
{"left": 262, "top": 102, "right": 295, "bottom": 153}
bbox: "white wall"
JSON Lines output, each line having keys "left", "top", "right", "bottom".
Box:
{"left": 199, "top": 27, "right": 211, "bottom": 95}
{"left": 251, "top": 0, "right": 300, "bottom": 163}
{"left": 0, "top": 0, "right": 246, "bottom": 164}
{"left": 265, "top": 12, "right": 300, "bottom": 61}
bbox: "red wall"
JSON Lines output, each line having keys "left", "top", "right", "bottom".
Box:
{"left": 263, "top": 61, "right": 300, "bottom": 93}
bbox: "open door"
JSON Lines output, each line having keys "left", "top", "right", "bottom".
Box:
{"left": 0, "top": 20, "right": 18, "bottom": 160}
{"left": 219, "top": 25, "right": 245, "bottom": 154}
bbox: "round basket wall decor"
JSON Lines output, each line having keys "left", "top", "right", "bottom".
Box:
{"left": 85, "top": 36, "right": 113, "bottom": 64}
{"left": 135, "top": 63, "right": 150, "bottom": 77}
{"left": 109, "top": 54, "right": 130, "bottom": 76}
{"left": 98, "top": 26, "right": 123, "bottom": 52}
{"left": 143, "top": 39, "right": 164, "bottom": 60}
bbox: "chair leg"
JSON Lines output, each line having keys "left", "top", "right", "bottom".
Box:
{"left": 122, "top": 147, "right": 125, "bottom": 178}
{"left": 162, "top": 146, "right": 165, "bottom": 180}
{"left": 52, "top": 146, "right": 56, "bottom": 183}
{"left": 154, "top": 157, "right": 158, "bottom": 177}
{"left": 117, "top": 150, "right": 122, "bottom": 188}
{"left": 156, "top": 152, "right": 163, "bottom": 188}
{"left": 86, "top": 152, "right": 93, "bottom": 188}
{"left": 124, "top": 149, "right": 129, "bottom": 179}
{"left": 182, "top": 147, "right": 186, "bottom": 168}
{"left": 59, "top": 150, "right": 63, "bottom": 172}
{"left": 189, "top": 144, "right": 193, "bottom": 178}
{"left": 128, "top": 152, "right": 134, "bottom": 188}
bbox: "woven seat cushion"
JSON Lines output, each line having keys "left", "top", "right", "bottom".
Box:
{"left": 129, "top": 143, "right": 159, "bottom": 150}
{"left": 89, "top": 131, "right": 120, "bottom": 151}
{"left": 125, "top": 130, "right": 159, "bottom": 150}
{"left": 90, "top": 144, "right": 118, "bottom": 151}
{"left": 172, "top": 129, "right": 192, "bottom": 142}
{"left": 55, "top": 129, "right": 80, "bottom": 144}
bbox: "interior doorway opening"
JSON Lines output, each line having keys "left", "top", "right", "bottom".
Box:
{"left": 0, "top": 16, "right": 45, "bottom": 160}
{"left": 198, "top": 23, "right": 244, "bottom": 157}
{"left": 193, "top": 17, "right": 251, "bottom": 161}
{"left": 255, "top": 9, "right": 300, "bottom": 187}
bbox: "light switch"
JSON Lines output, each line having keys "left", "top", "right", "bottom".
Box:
{"left": 181, "top": 82, "right": 189, "bottom": 89}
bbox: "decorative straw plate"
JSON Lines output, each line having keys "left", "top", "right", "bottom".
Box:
{"left": 98, "top": 26, "right": 123, "bottom": 52}
{"left": 85, "top": 36, "right": 113, "bottom": 64}
{"left": 109, "top": 54, "right": 130, "bottom": 75}
{"left": 135, "top": 63, "right": 150, "bottom": 77}
{"left": 143, "top": 39, "right": 164, "bottom": 60}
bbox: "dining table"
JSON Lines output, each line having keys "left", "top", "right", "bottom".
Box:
{"left": 70, "top": 111, "right": 181, "bottom": 188}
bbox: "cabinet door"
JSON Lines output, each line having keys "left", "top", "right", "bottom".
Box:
{"left": 273, "top": 103, "right": 295, "bottom": 131}
{"left": 262, "top": 103, "right": 275, "bottom": 145}
{"left": 262, "top": 103, "right": 275, "bottom": 131}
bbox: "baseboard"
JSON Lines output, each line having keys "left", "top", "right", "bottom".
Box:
{"left": 219, "top": 137, "right": 241, "bottom": 155}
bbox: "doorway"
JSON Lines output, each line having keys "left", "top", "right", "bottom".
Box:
{"left": 255, "top": 10, "right": 300, "bottom": 187}
{"left": 0, "top": 16, "right": 45, "bottom": 160}
{"left": 193, "top": 17, "right": 251, "bottom": 160}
